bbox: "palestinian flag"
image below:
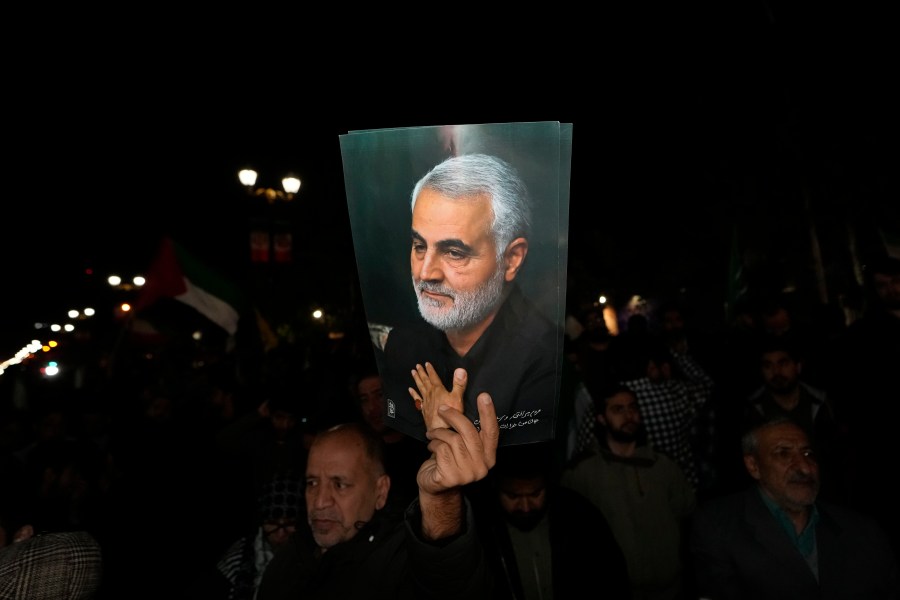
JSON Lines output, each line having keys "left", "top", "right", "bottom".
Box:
{"left": 134, "top": 237, "right": 243, "bottom": 336}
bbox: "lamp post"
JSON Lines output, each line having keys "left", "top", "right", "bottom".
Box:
{"left": 239, "top": 168, "right": 301, "bottom": 265}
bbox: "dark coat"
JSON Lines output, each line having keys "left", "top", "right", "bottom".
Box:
{"left": 690, "top": 487, "right": 900, "bottom": 599}
{"left": 473, "top": 484, "right": 631, "bottom": 600}
{"left": 255, "top": 498, "right": 490, "bottom": 600}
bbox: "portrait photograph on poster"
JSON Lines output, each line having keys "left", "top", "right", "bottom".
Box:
{"left": 340, "top": 121, "right": 572, "bottom": 446}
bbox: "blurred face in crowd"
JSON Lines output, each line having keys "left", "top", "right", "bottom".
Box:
{"left": 496, "top": 474, "right": 548, "bottom": 532}
{"left": 873, "top": 271, "right": 900, "bottom": 310}
{"left": 411, "top": 189, "right": 512, "bottom": 333}
{"left": 760, "top": 350, "right": 801, "bottom": 394}
{"left": 262, "top": 517, "right": 297, "bottom": 550}
{"left": 599, "top": 390, "right": 642, "bottom": 443}
{"left": 744, "top": 421, "right": 820, "bottom": 514}
{"left": 762, "top": 306, "right": 792, "bottom": 336}
{"left": 270, "top": 409, "right": 297, "bottom": 441}
{"left": 305, "top": 427, "right": 389, "bottom": 551}
{"left": 357, "top": 375, "right": 386, "bottom": 434}
{"left": 661, "top": 307, "right": 685, "bottom": 338}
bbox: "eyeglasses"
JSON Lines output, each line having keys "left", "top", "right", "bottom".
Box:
{"left": 263, "top": 520, "right": 297, "bottom": 535}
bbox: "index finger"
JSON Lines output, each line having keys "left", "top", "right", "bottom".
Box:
{"left": 475, "top": 393, "right": 498, "bottom": 468}
{"left": 432, "top": 393, "right": 499, "bottom": 465}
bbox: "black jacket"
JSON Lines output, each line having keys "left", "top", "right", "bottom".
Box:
{"left": 690, "top": 487, "right": 900, "bottom": 599}
{"left": 256, "top": 498, "right": 490, "bottom": 600}
{"left": 473, "top": 484, "right": 631, "bottom": 600}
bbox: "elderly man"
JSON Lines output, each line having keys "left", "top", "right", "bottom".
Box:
{"left": 690, "top": 416, "right": 899, "bottom": 599}
{"left": 256, "top": 384, "right": 499, "bottom": 600}
{"left": 382, "top": 153, "right": 561, "bottom": 446}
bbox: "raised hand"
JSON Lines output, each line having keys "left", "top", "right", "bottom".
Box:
{"left": 416, "top": 392, "right": 499, "bottom": 540}
{"left": 408, "top": 363, "right": 466, "bottom": 431}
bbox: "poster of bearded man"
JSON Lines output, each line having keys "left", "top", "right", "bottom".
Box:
{"left": 340, "top": 121, "right": 572, "bottom": 446}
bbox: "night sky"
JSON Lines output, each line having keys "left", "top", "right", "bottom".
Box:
{"left": 3, "top": 6, "right": 897, "bottom": 361}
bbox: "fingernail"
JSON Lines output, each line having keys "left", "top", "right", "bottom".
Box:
{"left": 439, "top": 404, "right": 448, "bottom": 412}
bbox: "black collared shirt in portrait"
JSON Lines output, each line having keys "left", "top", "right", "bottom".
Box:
{"left": 381, "top": 285, "right": 562, "bottom": 446}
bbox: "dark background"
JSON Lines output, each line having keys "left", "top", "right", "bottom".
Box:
{"left": 3, "top": 4, "right": 897, "bottom": 361}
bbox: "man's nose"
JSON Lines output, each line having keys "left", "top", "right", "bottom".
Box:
{"left": 794, "top": 452, "right": 818, "bottom": 473}
{"left": 513, "top": 498, "right": 530, "bottom": 512}
{"left": 415, "top": 250, "right": 442, "bottom": 282}
{"left": 309, "top": 485, "right": 334, "bottom": 509}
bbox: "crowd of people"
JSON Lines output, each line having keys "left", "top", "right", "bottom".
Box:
{"left": 2, "top": 247, "right": 899, "bottom": 597}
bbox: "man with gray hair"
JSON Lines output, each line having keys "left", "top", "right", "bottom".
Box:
{"left": 381, "top": 153, "right": 560, "bottom": 446}
{"left": 690, "top": 416, "right": 899, "bottom": 598}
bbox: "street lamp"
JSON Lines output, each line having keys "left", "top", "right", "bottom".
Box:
{"left": 239, "top": 168, "right": 301, "bottom": 203}
{"left": 241, "top": 167, "right": 300, "bottom": 265}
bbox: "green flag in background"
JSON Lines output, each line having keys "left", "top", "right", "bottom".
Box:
{"left": 134, "top": 237, "right": 243, "bottom": 336}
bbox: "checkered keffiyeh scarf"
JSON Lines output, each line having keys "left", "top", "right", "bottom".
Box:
{"left": 217, "top": 473, "right": 304, "bottom": 600}
{"left": 0, "top": 531, "right": 102, "bottom": 600}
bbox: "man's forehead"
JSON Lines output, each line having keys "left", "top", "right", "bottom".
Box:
{"left": 761, "top": 350, "right": 793, "bottom": 362}
{"left": 499, "top": 476, "right": 545, "bottom": 495}
{"left": 309, "top": 435, "right": 366, "bottom": 468}
{"left": 607, "top": 392, "right": 637, "bottom": 407}
{"left": 759, "top": 424, "right": 809, "bottom": 448}
{"left": 412, "top": 190, "right": 493, "bottom": 233}
{"left": 357, "top": 376, "right": 382, "bottom": 394}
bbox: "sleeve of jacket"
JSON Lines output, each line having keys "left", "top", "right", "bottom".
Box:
{"left": 404, "top": 496, "right": 494, "bottom": 600}
{"left": 689, "top": 498, "right": 742, "bottom": 600}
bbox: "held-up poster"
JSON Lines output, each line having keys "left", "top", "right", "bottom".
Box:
{"left": 340, "top": 121, "right": 572, "bottom": 446}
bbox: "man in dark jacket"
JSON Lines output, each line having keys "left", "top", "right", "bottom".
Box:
{"left": 256, "top": 388, "right": 499, "bottom": 600}
{"left": 473, "top": 441, "right": 630, "bottom": 600}
{"left": 690, "top": 416, "right": 899, "bottom": 599}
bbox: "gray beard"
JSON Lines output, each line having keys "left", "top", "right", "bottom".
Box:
{"left": 414, "top": 266, "right": 506, "bottom": 332}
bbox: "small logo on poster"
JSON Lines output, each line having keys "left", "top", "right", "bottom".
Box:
{"left": 387, "top": 399, "right": 396, "bottom": 418}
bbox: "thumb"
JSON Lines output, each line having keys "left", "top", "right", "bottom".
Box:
{"left": 452, "top": 368, "right": 468, "bottom": 396}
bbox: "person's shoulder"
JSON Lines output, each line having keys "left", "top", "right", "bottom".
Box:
{"left": 503, "top": 286, "right": 558, "bottom": 335}
{"left": 638, "top": 445, "right": 675, "bottom": 467}
{"left": 553, "top": 485, "right": 605, "bottom": 516}
{"left": 0, "top": 531, "right": 103, "bottom": 597}
{"left": 817, "top": 499, "right": 889, "bottom": 532}
{"left": 799, "top": 382, "right": 827, "bottom": 404}
{"left": 643, "top": 447, "right": 694, "bottom": 484}
{"left": 550, "top": 486, "right": 617, "bottom": 534}
{"left": 564, "top": 445, "right": 603, "bottom": 470}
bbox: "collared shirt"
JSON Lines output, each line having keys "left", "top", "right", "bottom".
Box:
{"left": 758, "top": 487, "right": 821, "bottom": 579}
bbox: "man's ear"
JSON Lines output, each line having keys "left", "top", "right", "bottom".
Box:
{"left": 374, "top": 474, "right": 391, "bottom": 511}
{"left": 503, "top": 237, "right": 528, "bottom": 282}
{"left": 596, "top": 413, "right": 607, "bottom": 428}
{"left": 743, "top": 455, "right": 761, "bottom": 481}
